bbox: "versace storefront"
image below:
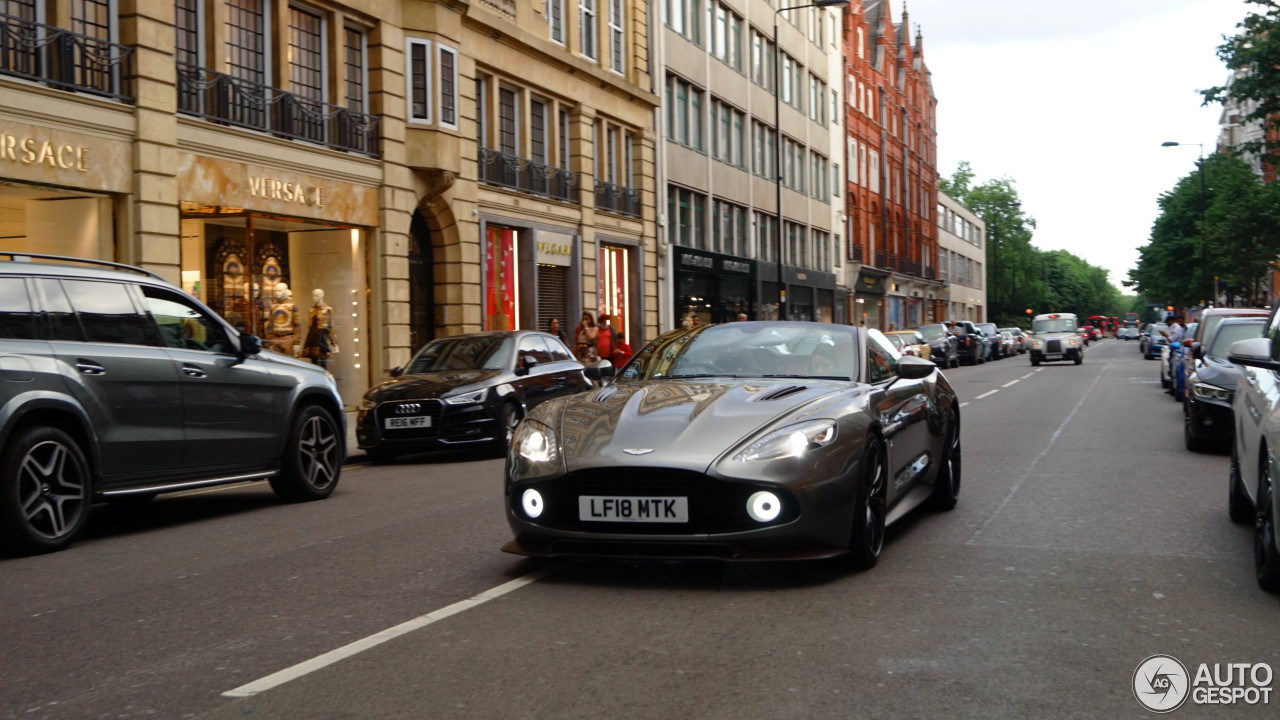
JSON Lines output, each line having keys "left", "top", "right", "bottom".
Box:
{"left": 174, "top": 154, "right": 378, "bottom": 407}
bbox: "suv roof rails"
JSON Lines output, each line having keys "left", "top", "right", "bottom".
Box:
{"left": 0, "top": 251, "right": 164, "bottom": 281}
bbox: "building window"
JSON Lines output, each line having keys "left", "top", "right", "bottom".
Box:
{"left": 499, "top": 87, "right": 518, "bottom": 155}
{"left": 609, "top": 0, "right": 625, "bottom": 73}
{"left": 288, "top": 6, "right": 324, "bottom": 102}
{"left": 668, "top": 185, "right": 707, "bottom": 250}
{"left": 531, "top": 99, "right": 548, "bottom": 164}
{"left": 579, "top": 0, "right": 597, "bottom": 60}
{"left": 666, "top": 0, "right": 701, "bottom": 45}
{"left": 559, "top": 108, "right": 570, "bottom": 169}
{"left": 438, "top": 44, "right": 458, "bottom": 128}
{"left": 667, "top": 75, "right": 704, "bottom": 152}
{"left": 72, "top": 0, "right": 111, "bottom": 42}
{"left": 549, "top": 0, "right": 566, "bottom": 44}
{"left": 408, "top": 39, "right": 432, "bottom": 123}
{"left": 176, "top": 0, "right": 201, "bottom": 66}
{"left": 344, "top": 26, "right": 366, "bottom": 113}
{"left": 225, "top": 0, "right": 267, "bottom": 86}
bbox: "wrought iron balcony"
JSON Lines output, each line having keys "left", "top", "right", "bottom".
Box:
{"left": 594, "top": 180, "right": 641, "bottom": 217}
{"left": 874, "top": 250, "right": 887, "bottom": 269}
{"left": 176, "top": 62, "right": 380, "bottom": 157}
{"left": 479, "top": 148, "right": 579, "bottom": 203}
{"left": 0, "top": 15, "right": 133, "bottom": 101}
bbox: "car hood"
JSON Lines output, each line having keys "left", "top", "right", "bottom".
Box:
{"left": 365, "top": 369, "right": 505, "bottom": 401}
{"left": 549, "top": 379, "right": 858, "bottom": 471}
{"left": 1194, "top": 357, "right": 1245, "bottom": 389}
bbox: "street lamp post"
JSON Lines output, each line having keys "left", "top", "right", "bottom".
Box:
{"left": 773, "top": 0, "right": 849, "bottom": 321}
{"left": 1160, "top": 141, "right": 1207, "bottom": 306}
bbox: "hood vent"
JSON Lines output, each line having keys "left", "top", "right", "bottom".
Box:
{"left": 756, "top": 385, "right": 807, "bottom": 402}
{"left": 592, "top": 386, "right": 619, "bottom": 403}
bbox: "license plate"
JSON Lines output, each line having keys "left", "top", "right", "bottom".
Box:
{"left": 579, "top": 496, "right": 689, "bottom": 523}
{"left": 385, "top": 416, "right": 431, "bottom": 429}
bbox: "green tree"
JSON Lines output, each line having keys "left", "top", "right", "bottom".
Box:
{"left": 1201, "top": 0, "right": 1280, "bottom": 161}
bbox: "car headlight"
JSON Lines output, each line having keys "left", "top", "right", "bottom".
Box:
{"left": 1031, "top": 340, "right": 1041, "bottom": 349}
{"left": 444, "top": 388, "right": 488, "bottom": 405}
{"left": 735, "top": 419, "right": 837, "bottom": 463}
{"left": 1068, "top": 338, "right": 1079, "bottom": 347}
{"left": 359, "top": 396, "right": 378, "bottom": 411}
{"left": 514, "top": 419, "right": 558, "bottom": 463}
{"left": 1192, "top": 382, "right": 1233, "bottom": 402}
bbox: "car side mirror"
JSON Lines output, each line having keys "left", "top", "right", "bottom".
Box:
{"left": 391, "top": 366, "right": 404, "bottom": 378}
{"left": 1228, "top": 337, "right": 1276, "bottom": 370}
{"left": 238, "top": 332, "right": 262, "bottom": 357}
{"left": 896, "top": 355, "right": 935, "bottom": 380}
{"left": 585, "top": 359, "right": 615, "bottom": 381}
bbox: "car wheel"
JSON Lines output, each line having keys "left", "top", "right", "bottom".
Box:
{"left": 1255, "top": 465, "right": 1280, "bottom": 592}
{"left": 1230, "top": 443, "right": 1253, "bottom": 524}
{"left": 0, "top": 426, "right": 92, "bottom": 554}
{"left": 950, "top": 354, "right": 959, "bottom": 369}
{"left": 493, "top": 402, "right": 522, "bottom": 457}
{"left": 849, "top": 436, "right": 887, "bottom": 570}
{"left": 929, "top": 412, "right": 961, "bottom": 511}
{"left": 1030, "top": 357, "right": 1040, "bottom": 366}
{"left": 1184, "top": 403, "right": 1206, "bottom": 452}
{"left": 270, "top": 405, "right": 342, "bottom": 502}
{"left": 1074, "top": 355, "right": 1082, "bottom": 365}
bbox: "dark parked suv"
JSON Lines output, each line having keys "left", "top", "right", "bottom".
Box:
{"left": 949, "top": 320, "right": 987, "bottom": 365}
{"left": 0, "top": 253, "right": 345, "bottom": 554}
{"left": 915, "top": 323, "right": 959, "bottom": 368}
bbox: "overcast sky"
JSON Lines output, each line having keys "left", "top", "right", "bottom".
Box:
{"left": 899, "top": 0, "right": 1249, "bottom": 292}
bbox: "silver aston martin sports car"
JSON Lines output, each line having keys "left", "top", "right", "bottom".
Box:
{"left": 501, "top": 321, "right": 961, "bottom": 567}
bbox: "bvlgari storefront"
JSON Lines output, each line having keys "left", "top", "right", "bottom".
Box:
{"left": 0, "top": 123, "right": 131, "bottom": 262}
{"left": 175, "top": 154, "right": 378, "bottom": 408}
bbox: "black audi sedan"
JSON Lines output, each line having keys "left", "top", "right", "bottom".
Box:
{"left": 356, "top": 331, "right": 599, "bottom": 462}
{"left": 1183, "top": 317, "right": 1265, "bottom": 451}
{"left": 502, "top": 322, "right": 961, "bottom": 567}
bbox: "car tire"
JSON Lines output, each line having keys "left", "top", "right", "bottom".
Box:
{"left": 1030, "top": 357, "right": 1040, "bottom": 367}
{"left": 929, "top": 412, "right": 961, "bottom": 511}
{"left": 270, "top": 405, "right": 342, "bottom": 502}
{"left": 1230, "top": 444, "right": 1253, "bottom": 524}
{"left": 849, "top": 436, "right": 887, "bottom": 570}
{"left": 1074, "top": 355, "right": 1082, "bottom": 365}
{"left": 0, "top": 426, "right": 92, "bottom": 554}
{"left": 493, "top": 402, "right": 522, "bottom": 458}
{"left": 1255, "top": 467, "right": 1280, "bottom": 592}
{"left": 1184, "top": 403, "right": 1207, "bottom": 452}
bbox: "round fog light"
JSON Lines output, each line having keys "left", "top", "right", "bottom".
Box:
{"left": 747, "top": 490, "right": 782, "bottom": 523}
{"left": 521, "top": 488, "right": 544, "bottom": 518}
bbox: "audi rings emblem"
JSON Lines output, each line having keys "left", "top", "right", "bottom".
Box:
{"left": 396, "top": 403, "right": 422, "bottom": 414}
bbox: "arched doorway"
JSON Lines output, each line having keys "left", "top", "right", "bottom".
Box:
{"left": 409, "top": 212, "right": 435, "bottom": 352}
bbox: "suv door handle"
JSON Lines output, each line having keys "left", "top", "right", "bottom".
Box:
{"left": 75, "top": 360, "right": 105, "bottom": 375}
{"left": 182, "top": 364, "right": 207, "bottom": 378}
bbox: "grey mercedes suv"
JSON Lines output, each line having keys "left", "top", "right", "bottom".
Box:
{"left": 0, "top": 253, "right": 345, "bottom": 554}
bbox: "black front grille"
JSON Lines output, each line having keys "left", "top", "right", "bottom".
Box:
{"left": 1047, "top": 339, "right": 1062, "bottom": 353}
{"left": 375, "top": 400, "right": 444, "bottom": 440}
{"left": 517, "top": 468, "right": 797, "bottom": 535}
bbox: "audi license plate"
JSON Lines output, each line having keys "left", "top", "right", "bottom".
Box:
{"left": 385, "top": 416, "right": 431, "bottom": 429}
{"left": 579, "top": 496, "right": 689, "bottom": 523}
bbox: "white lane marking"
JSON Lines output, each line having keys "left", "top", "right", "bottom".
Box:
{"left": 1002, "top": 379, "right": 1020, "bottom": 388}
{"left": 223, "top": 566, "right": 559, "bottom": 697}
{"left": 1021, "top": 373, "right": 1035, "bottom": 379}
{"left": 974, "top": 390, "right": 999, "bottom": 400}
{"left": 967, "top": 362, "right": 1107, "bottom": 545}
{"left": 960, "top": 402, "right": 970, "bottom": 408}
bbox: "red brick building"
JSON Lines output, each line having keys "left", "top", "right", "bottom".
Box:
{"left": 841, "top": 2, "right": 944, "bottom": 329}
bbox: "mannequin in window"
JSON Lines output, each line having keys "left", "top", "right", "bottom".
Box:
{"left": 303, "top": 288, "right": 338, "bottom": 368}
{"left": 266, "top": 282, "right": 299, "bottom": 356}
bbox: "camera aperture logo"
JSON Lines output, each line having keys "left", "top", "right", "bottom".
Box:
{"left": 1134, "top": 655, "right": 1189, "bottom": 713}
{"left": 1133, "top": 655, "right": 1274, "bottom": 712}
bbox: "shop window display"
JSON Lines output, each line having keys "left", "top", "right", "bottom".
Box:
{"left": 178, "top": 208, "right": 368, "bottom": 407}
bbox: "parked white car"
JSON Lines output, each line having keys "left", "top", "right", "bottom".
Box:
{"left": 1225, "top": 305, "right": 1280, "bottom": 592}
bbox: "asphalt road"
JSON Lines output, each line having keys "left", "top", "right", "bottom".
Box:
{"left": 2, "top": 338, "right": 1278, "bottom": 719}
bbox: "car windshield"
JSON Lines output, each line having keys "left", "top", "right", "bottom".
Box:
{"left": 1208, "top": 322, "right": 1265, "bottom": 357}
{"left": 617, "top": 323, "right": 858, "bottom": 382}
{"left": 917, "top": 325, "right": 946, "bottom": 340}
{"left": 1034, "top": 317, "right": 1077, "bottom": 333}
{"left": 405, "top": 335, "right": 514, "bottom": 373}
{"left": 976, "top": 323, "right": 998, "bottom": 336}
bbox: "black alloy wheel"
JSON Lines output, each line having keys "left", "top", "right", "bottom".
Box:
{"left": 271, "top": 405, "right": 342, "bottom": 502}
{"left": 0, "top": 426, "right": 92, "bottom": 554}
{"left": 929, "top": 411, "right": 961, "bottom": 511}
{"left": 493, "top": 403, "right": 522, "bottom": 457}
{"left": 1184, "top": 401, "right": 1207, "bottom": 453}
{"left": 1256, "top": 465, "right": 1280, "bottom": 592}
{"left": 849, "top": 437, "right": 887, "bottom": 569}
{"left": 1229, "top": 443, "right": 1253, "bottom": 524}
